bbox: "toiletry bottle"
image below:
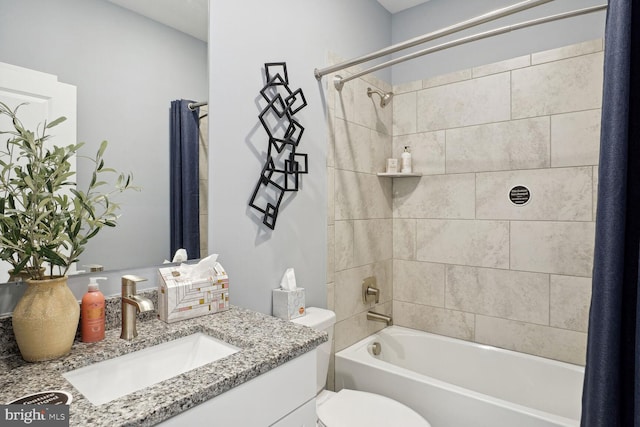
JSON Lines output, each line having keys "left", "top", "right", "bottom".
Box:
{"left": 81, "top": 277, "right": 107, "bottom": 343}
{"left": 401, "top": 146, "right": 412, "bottom": 173}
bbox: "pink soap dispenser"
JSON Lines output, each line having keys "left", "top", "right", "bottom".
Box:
{"left": 81, "top": 277, "right": 107, "bottom": 343}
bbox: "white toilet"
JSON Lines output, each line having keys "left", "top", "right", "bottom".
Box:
{"left": 292, "top": 307, "right": 431, "bottom": 427}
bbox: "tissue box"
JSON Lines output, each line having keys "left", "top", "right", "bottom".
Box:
{"left": 272, "top": 288, "right": 305, "bottom": 320}
{"left": 157, "top": 263, "right": 229, "bottom": 323}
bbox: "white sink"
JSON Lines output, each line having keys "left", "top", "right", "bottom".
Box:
{"left": 63, "top": 333, "right": 240, "bottom": 405}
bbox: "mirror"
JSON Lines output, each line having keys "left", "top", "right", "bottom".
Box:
{"left": 0, "top": 0, "right": 209, "bottom": 280}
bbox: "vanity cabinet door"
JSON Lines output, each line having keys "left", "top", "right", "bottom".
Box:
{"left": 270, "top": 398, "right": 316, "bottom": 427}
{"left": 159, "top": 351, "right": 316, "bottom": 426}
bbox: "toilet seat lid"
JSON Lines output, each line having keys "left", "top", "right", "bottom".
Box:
{"left": 317, "top": 389, "right": 431, "bottom": 427}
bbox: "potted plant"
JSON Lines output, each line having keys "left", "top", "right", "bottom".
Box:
{"left": 0, "top": 101, "right": 135, "bottom": 361}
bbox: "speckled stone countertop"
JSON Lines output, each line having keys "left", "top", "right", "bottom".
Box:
{"left": 0, "top": 306, "right": 326, "bottom": 426}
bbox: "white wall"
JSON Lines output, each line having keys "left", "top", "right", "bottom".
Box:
{"left": 0, "top": 0, "right": 208, "bottom": 270}
{"left": 391, "top": 0, "right": 607, "bottom": 84}
{"left": 209, "top": 0, "right": 391, "bottom": 314}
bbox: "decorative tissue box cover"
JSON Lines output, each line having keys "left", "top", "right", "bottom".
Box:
{"left": 158, "top": 262, "right": 229, "bottom": 323}
{"left": 272, "top": 288, "right": 305, "bottom": 320}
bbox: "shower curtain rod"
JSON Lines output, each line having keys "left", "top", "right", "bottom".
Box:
{"left": 313, "top": 0, "right": 554, "bottom": 80}
{"left": 188, "top": 101, "right": 208, "bottom": 110}
{"left": 330, "top": 4, "right": 607, "bottom": 91}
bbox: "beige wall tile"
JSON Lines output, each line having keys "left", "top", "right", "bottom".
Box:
{"left": 394, "top": 173, "right": 476, "bottom": 219}
{"left": 475, "top": 315, "right": 587, "bottom": 365}
{"left": 327, "top": 282, "right": 335, "bottom": 312}
{"left": 551, "top": 110, "right": 601, "bottom": 167}
{"left": 371, "top": 129, "right": 393, "bottom": 174}
{"left": 393, "top": 300, "right": 475, "bottom": 340}
{"left": 417, "top": 72, "right": 511, "bottom": 132}
{"left": 354, "top": 219, "right": 393, "bottom": 266}
{"left": 550, "top": 275, "right": 592, "bottom": 333}
{"left": 512, "top": 53, "right": 604, "bottom": 119}
{"left": 335, "top": 220, "right": 354, "bottom": 271}
{"left": 327, "top": 107, "right": 335, "bottom": 168}
{"left": 334, "top": 119, "right": 372, "bottom": 173}
{"left": 422, "top": 68, "right": 472, "bottom": 89}
{"left": 476, "top": 167, "right": 593, "bottom": 221}
{"left": 446, "top": 266, "right": 549, "bottom": 324}
{"left": 510, "top": 221, "right": 596, "bottom": 277}
{"left": 472, "top": 55, "right": 530, "bottom": 78}
{"left": 327, "top": 167, "right": 335, "bottom": 225}
{"left": 393, "top": 219, "right": 416, "bottom": 260}
{"left": 446, "top": 117, "right": 550, "bottom": 173}
{"left": 531, "top": 39, "right": 603, "bottom": 65}
{"left": 334, "top": 264, "right": 376, "bottom": 322}
{"left": 392, "top": 131, "right": 446, "bottom": 175}
{"left": 373, "top": 259, "right": 393, "bottom": 305}
{"left": 327, "top": 225, "right": 335, "bottom": 283}
{"left": 394, "top": 260, "right": 445, "bottom": 307}
{"left": 416, "top": 220, "right": 510, "bottom": 268}
{"left": 335, "top": 170, "right": 392, "bottom": 220}
{"left": 336, "top": 77, "right": 390, "bottom": 131}
{"left": 393, "top": 80, "right": 422, "bottom": 94}
{"left": 392, "top": 91, "right": 417, "bottom": 136}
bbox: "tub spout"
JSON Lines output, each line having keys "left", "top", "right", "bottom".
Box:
{"left": 367, "top": 311, "right": 393, "bottom": 326}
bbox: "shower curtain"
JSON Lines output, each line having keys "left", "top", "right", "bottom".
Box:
{"left": 581, "top": 1, "right": 640, "bottom": 425}
{"left": 169, "top": 100, "right": 200, "bottom": 260}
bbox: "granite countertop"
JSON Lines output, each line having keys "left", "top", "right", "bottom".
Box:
{"left": 0, "top": 306, "right": 326, "bottom": 426}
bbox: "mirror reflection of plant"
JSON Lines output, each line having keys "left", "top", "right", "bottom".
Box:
{"left": 0, "top": 101, "right": 137, "bottom": 280}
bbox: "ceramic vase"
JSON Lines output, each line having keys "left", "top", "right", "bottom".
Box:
{"left": 12, "top": 276, "right": 80, "bottom": 362}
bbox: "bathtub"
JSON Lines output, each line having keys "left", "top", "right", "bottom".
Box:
{"left": 334, "top": 326, "right": 584, "bottom": 427}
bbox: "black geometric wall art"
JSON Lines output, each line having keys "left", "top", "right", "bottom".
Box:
{"left": 249, "top": 62, "right": 308, "bottom": 230}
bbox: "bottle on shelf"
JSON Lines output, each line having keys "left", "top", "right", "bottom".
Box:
{"left": 401, "top": 146, "right": 412, "bottom": 173}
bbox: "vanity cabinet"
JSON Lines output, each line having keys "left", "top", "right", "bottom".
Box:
{"left": 159, "top": 351, "right": 317, "bottom": 426}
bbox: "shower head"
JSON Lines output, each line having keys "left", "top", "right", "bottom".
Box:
{"left": 367, "top": 87, "right": 393, "bottom": 108}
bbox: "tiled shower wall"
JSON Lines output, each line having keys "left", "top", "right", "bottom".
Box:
{"left": 391, "top": 39, "right": 602, "bottom": 365}
{"left": 327, "top": 39, "right": 601, "bottom": 371}
{"left": 326, "top": 52, "right": 395, "bottom": 385}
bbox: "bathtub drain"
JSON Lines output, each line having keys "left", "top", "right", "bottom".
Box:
{"left": 369, "top": 341, "right": 381, "bottom": 356}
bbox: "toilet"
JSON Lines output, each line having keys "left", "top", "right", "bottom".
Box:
{"left": 292, "top": 307, "right": 431, "bottom": 427}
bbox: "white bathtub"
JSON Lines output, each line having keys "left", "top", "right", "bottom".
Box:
{"left": 335, "top": 326, "right": 584, "bottom": 427}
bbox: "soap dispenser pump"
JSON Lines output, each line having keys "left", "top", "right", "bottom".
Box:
{"left": 81, "top": 277, "right": 107, "bottom": 343}
{"left": 401, "top": 146, "right": 412, "bottom": 173}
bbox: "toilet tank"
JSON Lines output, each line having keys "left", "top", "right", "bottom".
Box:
{"left": 291, "top": 307, "right": 336, "bottom": 394}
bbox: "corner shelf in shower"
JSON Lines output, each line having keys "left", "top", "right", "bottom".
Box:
{"left": 377, "top": 172, "right": 422, "bottom": 178}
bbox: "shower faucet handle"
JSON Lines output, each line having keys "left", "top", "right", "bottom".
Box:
{"left": 362, "top": 276, "right": 380, "bottom": 304}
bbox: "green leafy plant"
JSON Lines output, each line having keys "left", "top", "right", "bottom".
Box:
{"left": 0, "top": 101, "right": 136, "bottom": 280}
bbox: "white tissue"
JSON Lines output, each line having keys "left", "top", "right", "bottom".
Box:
{"left": 172, "top": 248, "right": 188, "bottom": 263}
{"left": 280, "top": 268, "right": 297, "bottom": 291}
{"left": 177, "top": 254, "right": 220, "bottom": 282}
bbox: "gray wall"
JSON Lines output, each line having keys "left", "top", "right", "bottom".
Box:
{"left": 391, "top": 0, "right": 607, "bottom": 84}
{"left": 209, "top": 0, "right": 392, "bottom": 314}
{"left": 0, "top": 0, "right": 208, "bottom": 270}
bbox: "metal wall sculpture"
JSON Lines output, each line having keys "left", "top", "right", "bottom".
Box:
{"left": 249, "top": 62, "right": 308, "bottom": 230}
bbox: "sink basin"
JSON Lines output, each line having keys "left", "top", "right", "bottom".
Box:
{"left": 63, "top": 333, "right": 240, "bottom": 405}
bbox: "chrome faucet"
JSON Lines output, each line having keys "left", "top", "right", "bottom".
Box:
{"left": 121, "top": 275, "right": 154, "bottom": 340}
{"left": 367, "top": 311, "right": 393, "bottom": 326}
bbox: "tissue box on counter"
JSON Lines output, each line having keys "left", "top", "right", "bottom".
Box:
{"left": 272, "top": 288, "right": 305, "bottom": 320}
{"left": 158, "top": 257, "right": 229, "bottom": 323}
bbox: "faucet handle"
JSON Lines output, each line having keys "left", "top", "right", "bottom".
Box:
{"left": 362, "top": 276, "right": 380, "bottom": 304}
{"left": 122, "top": 275, "right": 147, "bottom": 294}
{"left": 122, "top": 275, "right": 147, "bottom": 284}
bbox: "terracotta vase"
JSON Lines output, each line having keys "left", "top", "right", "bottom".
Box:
{"left": 12, "top": 276, "right": 80, "bottom": 362}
